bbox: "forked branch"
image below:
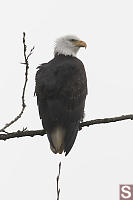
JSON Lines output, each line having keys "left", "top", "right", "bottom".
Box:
{"left": 0, "top": 32, "right": 34, "bottom": 133}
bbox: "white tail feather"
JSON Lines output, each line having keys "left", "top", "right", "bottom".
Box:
{"left": 51, "top": 127, "right": 65, "bottom": 154}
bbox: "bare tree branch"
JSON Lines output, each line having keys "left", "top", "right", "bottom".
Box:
{"left": 0, "top": 129, "right": 45, "bottom": 141}
{"left": 79, "top": 114, "right": 133, "bottom": 129}
{"left": 57, "top": 162, "right": 61, "bottom": 200}
{"left": 0, "top": 114, "right": 133, "bottom": 140}
{"left": 0, "top": 32, "right": 34, "bottom": 133}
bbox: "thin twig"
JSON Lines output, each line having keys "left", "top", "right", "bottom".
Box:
{"left": 57, "top": 162, "right": 61, "bottom": 200}
{"left": 0, "top": 114, "right": 133, "bottom": 140}
{"left": 0, "top": 32, "right": 34, "bottom": 132}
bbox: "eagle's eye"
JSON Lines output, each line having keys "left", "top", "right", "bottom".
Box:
{"left": 69, "top": 39, "right": 77, "bottom": 42}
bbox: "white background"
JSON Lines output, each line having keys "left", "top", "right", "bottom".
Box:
{"left": 0, "top": 0, "right": 133, "bottom": 199}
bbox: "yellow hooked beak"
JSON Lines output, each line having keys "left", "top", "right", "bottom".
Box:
{"left": 74, "top": 40, "right": 87, "bottom": 48}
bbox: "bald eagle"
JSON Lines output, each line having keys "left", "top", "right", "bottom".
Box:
{"left": 35, "top": 35, "right": 87, "bottom": 156}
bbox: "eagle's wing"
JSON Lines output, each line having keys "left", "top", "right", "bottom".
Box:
{"left": 35, "top": 62, "right": 70, "bottom": 118}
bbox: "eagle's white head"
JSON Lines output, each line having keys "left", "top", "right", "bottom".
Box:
{"left": 54, "top": 35, "right": 87, "bottom": 57}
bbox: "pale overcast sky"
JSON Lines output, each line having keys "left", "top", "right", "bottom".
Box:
{"left": 0, "top": 0, "right": 133, "bottom": 199}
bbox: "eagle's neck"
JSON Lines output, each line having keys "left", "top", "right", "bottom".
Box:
{"left": 54, "top": 46, "right": 78, "bottom": 57}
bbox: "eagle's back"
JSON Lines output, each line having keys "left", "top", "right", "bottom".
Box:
{"left": 35, "top": 54, "right": 87, "bottom": 155}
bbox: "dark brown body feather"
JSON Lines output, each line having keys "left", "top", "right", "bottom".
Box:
{"left": 35, "top": 54, "right": 87, "bottom": 155}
